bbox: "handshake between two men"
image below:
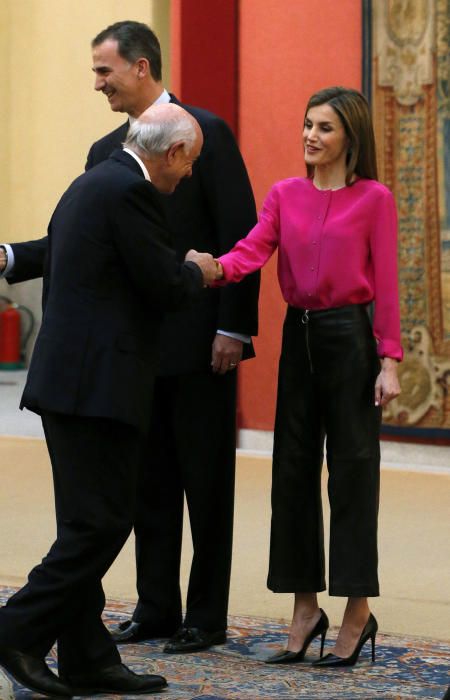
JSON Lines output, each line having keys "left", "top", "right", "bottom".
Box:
{"left": 185, "top": 249, "right": 223, "bottom": 285}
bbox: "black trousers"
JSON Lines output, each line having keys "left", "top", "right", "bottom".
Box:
{"left": 0, "top": 413, "right": 144, "bottom": 674}
{"left": 267, "top": 305, "right": 382, "bottom": 597}
{"left": 133, "top": 370, "right": 237, "bottom": 632}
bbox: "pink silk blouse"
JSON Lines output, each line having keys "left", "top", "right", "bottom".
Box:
{"left": 218, "top": 177, "right": 403, "bottom": 360}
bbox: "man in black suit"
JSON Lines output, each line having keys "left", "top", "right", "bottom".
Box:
{"left": 0, "top": 104, "right": 218, "bottom": 698}
{"left": 0, "top": 20, "right": 259, "bottom": 654}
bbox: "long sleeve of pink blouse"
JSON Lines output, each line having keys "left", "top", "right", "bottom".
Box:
{"left": 217, "top": 177, "right": 403, "bottom": 360}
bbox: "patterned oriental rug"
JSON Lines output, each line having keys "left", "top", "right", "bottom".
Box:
{"left": 0, "top": 590, "right": 448, "bottom": 700}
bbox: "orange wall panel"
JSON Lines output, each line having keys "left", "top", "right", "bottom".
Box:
{"left": 238, "top": 0, "right": 362, "bottom": 432}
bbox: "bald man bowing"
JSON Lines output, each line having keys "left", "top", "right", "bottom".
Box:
{"left": 0, "top": 104, "right": 216, "bottom": 698}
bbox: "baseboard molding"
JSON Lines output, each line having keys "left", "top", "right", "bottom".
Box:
{"left": 237, "top": 429, "right": 450, "bottom": 474}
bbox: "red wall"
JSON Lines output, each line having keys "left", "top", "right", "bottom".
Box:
{"left": 171, "top": 0, "right": 362, "bottom": 432}
{"left": 238, "top": 0, "right": 362, "bottom": 431}
{"left": 171, "top": 0, "right": 239, "bottom": 133}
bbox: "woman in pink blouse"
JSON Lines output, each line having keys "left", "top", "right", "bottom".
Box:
{"left": 215, "top": 87, "right": 402, "bottom": 667}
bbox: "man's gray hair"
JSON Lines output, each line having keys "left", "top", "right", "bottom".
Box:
{"left": 124, "top": 113, "right": 197, "bottom": 159}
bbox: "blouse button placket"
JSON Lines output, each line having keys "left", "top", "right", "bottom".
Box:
{"left": 307, "top": 191, "right": 331, "bottom": 298}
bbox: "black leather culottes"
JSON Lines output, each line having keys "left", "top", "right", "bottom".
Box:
{"left": 267, "top": 304, "right": 382, "bottom": 597}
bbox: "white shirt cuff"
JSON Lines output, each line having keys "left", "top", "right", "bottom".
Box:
{"left": 0, "top": 244, "right": 15, "bottom": 277}
{"left": 216, "top": 330, "right": 251, "bottom": 344}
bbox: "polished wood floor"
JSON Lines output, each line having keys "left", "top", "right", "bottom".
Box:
{"left": 0, "top": 437, "right": 449, "bottom": 641}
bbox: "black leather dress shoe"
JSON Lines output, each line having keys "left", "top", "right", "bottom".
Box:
{"left": 0, "top": 646, "right": 73, "bottom": 697}
{"left": 111, "top": 619, "right": 178, "bottom": 643}
{"left": 163, "top": 627, "right": 226, "bottom": 653}
{"left": 62, "top": 662, "right": 167, "bottom": 695}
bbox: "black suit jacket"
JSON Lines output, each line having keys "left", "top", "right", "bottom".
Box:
{"left": 10, "top": 95, "right": 259, "bottom": 375}
{"left": 21, "top": 151, "right": 203, "bottom": 432}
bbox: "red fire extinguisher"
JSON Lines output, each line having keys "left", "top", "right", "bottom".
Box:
{"left": 0, "top": 296, "right": 35, "bottom": 370}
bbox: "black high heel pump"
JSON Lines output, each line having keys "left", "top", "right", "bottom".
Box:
{"left": 265, "top": 609, "right": 329, "bottom": 664}
{"left": 313, "top": 613, "right": 378, "bottom": 667}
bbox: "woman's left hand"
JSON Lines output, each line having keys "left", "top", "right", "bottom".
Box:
{"left": 374, "top": 357, "right": 401, "bottom": 407}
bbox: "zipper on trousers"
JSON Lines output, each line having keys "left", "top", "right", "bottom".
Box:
{"left": 301, "top": 309, "right": 314, "bottom": 373}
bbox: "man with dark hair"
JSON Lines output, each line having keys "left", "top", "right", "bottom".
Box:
{"left": 92, "top": 20, "right": 162, "bottom": 81}
{"left": 0, "top": 104, "right": 217, "bottom": 698}
{"left": 0, "top": 20, "right": 259, "bottom": 655}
